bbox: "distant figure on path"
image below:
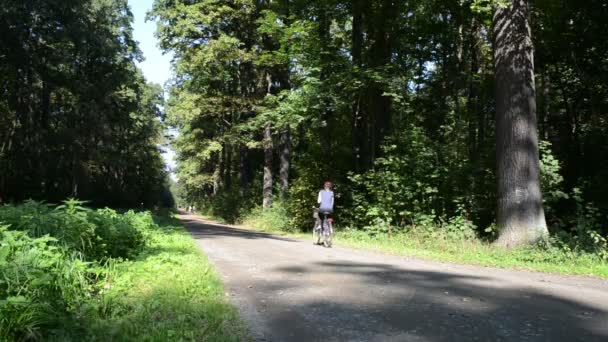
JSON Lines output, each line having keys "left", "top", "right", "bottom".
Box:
{"left": 317, "top": 181, "right": 334, "bottom": 214}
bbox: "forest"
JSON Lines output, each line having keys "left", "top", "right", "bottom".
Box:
{"left": 1, "top": 0, "right": 608, "bottom": 340}
{"left": 0, "top": 0, "right": 172, "bottom": 208}
{"left": 150, "top": 0, "right": 608, "bottom": 251}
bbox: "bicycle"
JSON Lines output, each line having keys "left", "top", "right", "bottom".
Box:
{"left": 312, "top": 207, "right": 333, "bottom": 247}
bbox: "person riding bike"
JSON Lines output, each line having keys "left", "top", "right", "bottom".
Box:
{"left": 316, "top": 181, "right": 334, "bottom": 235}
{"left": 317, "top": 181, "right": 334, "bottom": 214}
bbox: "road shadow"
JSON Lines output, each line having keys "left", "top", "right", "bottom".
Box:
{"left": 180, "top": 214, "right": 608, "bottom": 341}
{"left": 180, "top": 215, "right": 297, "bottom": 243}
{"left": 259, "top": 261, "right": 608, "bottom": 341}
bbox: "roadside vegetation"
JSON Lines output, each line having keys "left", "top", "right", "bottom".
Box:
{"left": 162, "top": 0, "right": 608, "bottom": 272}
{"left": 227, "top": 203, "right": 608, "bottom": 279}
{"left": 0, "top": 200, "right": 245, "bottom": 341}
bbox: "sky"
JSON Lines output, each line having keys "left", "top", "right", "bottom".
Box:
{"left": 129, "top": 0, "right": 177, "bottom": 178}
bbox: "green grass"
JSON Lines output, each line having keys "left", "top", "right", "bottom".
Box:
{"left": 331, "top": 230, "right": 608, "bottom": 279}
{"left": 233, "top": 213, "right": 608, "bottom": 279}
{"left": 83, "top": 216, "right": 247, "bottom": 341}
{"left": 0, "top": 201, "right": 247, "bottom": 341}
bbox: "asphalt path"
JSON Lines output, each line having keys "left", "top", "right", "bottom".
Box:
{"left": 179, "top": 213, "right": 608, "bottom": 342}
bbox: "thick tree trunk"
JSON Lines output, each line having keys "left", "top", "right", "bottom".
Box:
{"left": 367, "top": 0, "right": 395, "bottom": 161}
{"left": 263, "top": 123, "right": 273, "bottom": 209}
{"left": 493, "top": 0, "right": 548, "bottom": 247}
{"left": 279, "top": 126, "right": 290, "bottom": 200}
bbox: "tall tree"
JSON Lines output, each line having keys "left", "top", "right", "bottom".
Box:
{"left": 492, "top": 0, "right": 548, "bottom": 247}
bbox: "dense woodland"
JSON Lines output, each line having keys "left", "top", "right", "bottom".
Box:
{"left": 150, "top": 0, "right": 608, "bottom": 248}
{"left": 2, "top": 0, "right": 607, "bottom": 340}
{"left": 1, "top": 1, "right": 607, "bottom": 339}
{"left": 0, "top": 0, "right": 171, "bottom": 208}
{"left": 1, "top": 0, "right": 607, "bottom": 250}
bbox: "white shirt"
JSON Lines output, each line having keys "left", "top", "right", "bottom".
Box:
{"left": 317, "top": 189, "right": 334, "bottom": 211}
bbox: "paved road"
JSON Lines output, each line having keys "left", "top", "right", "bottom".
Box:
{"left": 179, "top": 214, "right": 608, "bottom": 342}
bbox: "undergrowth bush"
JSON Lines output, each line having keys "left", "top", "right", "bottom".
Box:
{"left": 198, "top": 189, "right": 256, "bottom": 224}
{"left": 0, "top": 199, "right": 147, "bottom": 260}
{"left": 0, "top": 227, "right": 93, "bottom": 341}
{"left": 0, "top": 200, "right": 160, "bottom": 341}
{"left": 286, "top": 171, "right": 326, "bottom": 231}
{"left": 242, "top": 203, "right": 290, "bottom": 232}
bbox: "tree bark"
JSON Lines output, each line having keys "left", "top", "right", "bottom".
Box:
{"left": 493, "top": 0, "right": 548, "bottom": 247}
{"left": 239, "top": 144, "right": 251, "bottom": 192}
{"left": 367, "top": 0, "right": 395, "bottom": 162}
{"left": 263, "top": 123, "right": 273, "bottom": 209}
{"left": 224, "top": 144, "right": 233, "bottom": 190}
{"left": 539, "top": 67, "right": 550, "bottom": 141}
{"left": 351, "top": 0, "right": 366, "bottom": 172}
{"left": 279, "top": 126, "right": 290, "bottom": 200}
{"left": 213, "top": 150, "right": 223, "bottom": 196}
{"left": 318, "top": 6, "right": 333, "bottom": 166}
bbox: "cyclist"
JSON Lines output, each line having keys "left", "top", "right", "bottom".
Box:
{"left": 317, "top": 181, "right": 334, "bottom": 213}
{"left": 316, "top": 181, "right": 334, "bottom": 232}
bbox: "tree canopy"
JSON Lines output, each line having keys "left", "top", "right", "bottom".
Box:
{"left": 0, "top": 0, "right": 170, "bottom": 207}
{"left": 152, "top": 0, "right": 608, "bottom": 247}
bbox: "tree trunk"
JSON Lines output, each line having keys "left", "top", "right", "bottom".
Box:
{"left": 213, "top": 150, "right": 223, "bottom": 195}
{"left": 367, "top": 0, "right": 395, "bottom": 161}
{"left": 493, "top": 0, "right": 548, "bottom": 247}
{"left": 239, "top": 144, "right": 251, "bottom": 192}
{"left": 539, "top": 68, "right": 550, "bottom": 141}
{"left": 351, "top": 0, "right": 366, "bottom": 171}
{"left": 318, "top": 6, "right": 333, "bottom": 166}
{"left": 279, "top": 126, "right": 290, "bottom": 200}
{"left": 224, "top": 144, "right": 233, "bottom": 190}
{"left": 263, "top": 123, "right": 273, "bottom": 209}
{"left": 467, "top": 24, "right": 480, "bottom": 165}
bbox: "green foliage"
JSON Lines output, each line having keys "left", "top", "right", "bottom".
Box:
{"left": 0, "top": 228, "right": 92, "bottom": 341}
{"left": 0, "top": 200, "right": 147, "bottom": 261}
{"left": 157, "top": 0, "right": 608, "bottom": 253}
{"left": 539, "top": 141, "right": 569, "bottom": 211}
{"left": 0, "top": 0, "right": 169, "bottom": 208}
{"left": 0, "top": 201, "right": 152, "bottom": 339}
{"left": 348, "top": 127, "right": 441, "bottom": 229}
{"left": 203, "top": 189, "right": 256, "bottom": 224}
{"left": 0, "top": 201, "right": 243, "bottom": 341}
{"left": 243, "top": 203, "right": 290, "bottom": 232}
{"left": 85, "top": 217, "right": 246, "bottom": 341}
{"left": 285, "top": 167, "right": 327, "bottom": 231}
{"left": 571, "top": 189, "right": 608, "bottom": 260}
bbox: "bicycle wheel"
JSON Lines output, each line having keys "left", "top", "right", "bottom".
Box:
{"left": 322, "top": 217, "right": 331, "bottom": 247}
{"left": 313, "top": 219, "right": 321, "bottom": 245}
{"left": 324, "top": 220, "right": 333, "bottom": 247}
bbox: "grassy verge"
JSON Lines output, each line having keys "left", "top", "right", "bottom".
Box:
{"left": 0, "top": 201, "right": 246, "bottom": 341}
{"left": 84, "top": 216, "right": 246, "bottom": 341}
{"left": 233, "top": 211, "right": 608, "bottom": 279}
{"left": 332, "top": 230, "right": 608, "bottom": 278}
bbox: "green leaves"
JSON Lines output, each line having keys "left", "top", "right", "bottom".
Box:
{"left": 0, "top": 0, "right": 168, "bottom": 207}
{"left": 470, "top": 0, "right": 510, "bottom": 14}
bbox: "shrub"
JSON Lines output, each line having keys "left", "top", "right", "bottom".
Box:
{"left": 0, "top": 227, "right": 92, "bottom": 341}
{"left": 0, "top": 201, "right": 164, "bottom": 341}
{"left": 88, "top": 208, "right": 147, "bottom": 260}
{"left": 242, "top": 203, "right": 290, "bottom": 232}
{"left": 286, "top": 171, "right": 325, "bottom": 231}
{"left": 0, "top": 200, "right": 149, "bottom": 260}
{"left": 347, "top": 127, "right": 440, "bottom": 230}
